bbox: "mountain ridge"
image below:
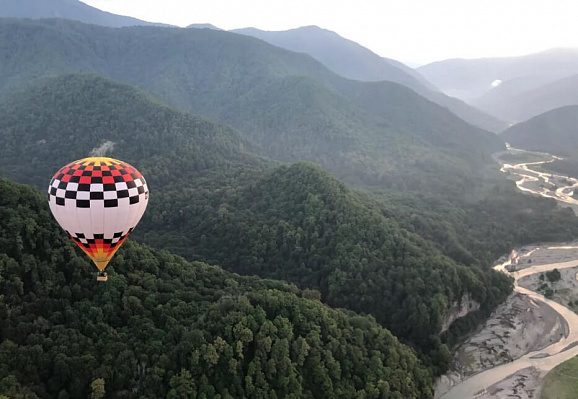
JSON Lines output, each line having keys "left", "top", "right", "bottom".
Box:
{"left": 0, "top": 0, "right": 169, "bottom": 27}
{"left": 232, "top": 25, "right": 435, "bottom": 89}
{"left": 232, "top": 25, "right": 505, "bottom": 132}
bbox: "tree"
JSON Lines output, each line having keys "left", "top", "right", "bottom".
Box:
{"left": 546, "top": 269, "right": 562, "bottom": 283}
{"left": 168, "top": 370, "right": 196, "bottom": 399}
{"left": 90, "top": 379, "right": 105, "bottom": 399}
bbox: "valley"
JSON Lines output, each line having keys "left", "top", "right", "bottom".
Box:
{"left": 437, "top": 148, "right": 578, "bottom": 398}
{"left": 418, "top": 50, "right": 578, "bottom": 124}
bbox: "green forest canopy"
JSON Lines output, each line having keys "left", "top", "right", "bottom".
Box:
{"left": 0, "top": 177, "right": 433, "bottom": 399}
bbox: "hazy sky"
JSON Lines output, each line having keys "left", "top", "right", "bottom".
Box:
{"left": 81, "top": 0, "right": 578, "bottom": 65}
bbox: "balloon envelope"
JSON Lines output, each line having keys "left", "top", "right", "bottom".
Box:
{"left": 48, "top": 157, "right": 149, "bottom": 272}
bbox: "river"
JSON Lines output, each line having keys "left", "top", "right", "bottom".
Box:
{"left": 439, "top": 147, "right": 578, "bottom": 399}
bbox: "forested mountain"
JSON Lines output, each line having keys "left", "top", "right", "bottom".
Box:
{"left": 232, "top": 26, "right": 505, "bottom": 132}
{"left": 0, "top": 0, "right": 166, "bottom": 27}
{"left": 0, "top": 73, "right": 267, "bottom": 190}
{"left": 419, "top": 49, "right": 578, "bottom": 108}
{"left": 0, "top": 177, "right": 434, "bottom": 398}
{"left": 0, "top": 18, "right": 504, "bottom": 193}
{"left": 501, "top": 105, "right": 578, "bottom": 156}
{"left": 1, "top": 5, "right": 577, "bottom": 399}
{"left": 0, "top": 73, "right": 513, "bottom": 372}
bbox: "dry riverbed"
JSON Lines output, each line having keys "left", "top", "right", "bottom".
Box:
{"left": 509, "top": 244, "right": 578, "bottom": 270}
{"left": 434, "top": 292, "right": 567, "bottom": 398}
{"left": 518, "top": 264, "right": 578, "bottom": 317}
{"left": 476, "top": 367, "right": 544, "bottom": 399}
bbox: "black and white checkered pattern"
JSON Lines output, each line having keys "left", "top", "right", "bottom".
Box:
{"left": 48, "top": 177, "right": 148, "bottom": 208}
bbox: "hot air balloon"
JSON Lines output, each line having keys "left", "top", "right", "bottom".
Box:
{"left": 48, "top": 157, "right": 149, "bottom": 281}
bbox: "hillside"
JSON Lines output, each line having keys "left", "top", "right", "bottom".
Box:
{"left": 0, "top": 0, "right": 167, "bottom": 27}
{"left": 379, "top": 181, "right": 578, "bottom": 268}
{"left": 232, "top": 26, "right": 505, "bottom": 132}
{"left": 0, "top": 73, "right": 267, "bottom": 190}
{"left": 141, "top": 160, "right": 514, "bottom": 351}
{"left": 419, "top": 49, "right": 578, "bottom": 108}
{"left": 0, "top": 18, "right": 504, "bottom": 193}
{"left": 0, "top": 176, "right": 434, "bottom": 398}
{"left": 501, "top": 105, "right": 578, "bottom": 156}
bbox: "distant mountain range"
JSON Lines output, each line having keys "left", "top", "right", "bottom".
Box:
{"left": 419, "top": 49, "right": 578, "bottom": 123}
{"left": 0, "top": 0, "right": 504, "bottom": 132}
{"left": 0, "top": 18, "right": 503, "bottom": 194}
{"left": 0, "top": 0, "right": 168, "bottom": 27}
{"left": 232, "top": 26, "right": 505, "bottom": 132}
{"left": 501, "top": 105, "right": 578, "bottom": 156}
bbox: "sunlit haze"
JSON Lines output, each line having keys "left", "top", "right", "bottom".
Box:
{"left": 80, "top": 0, "right": 578, "bottom": 65}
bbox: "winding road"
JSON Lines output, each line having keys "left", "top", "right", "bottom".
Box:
{"left": 440, "top": 147, "right": 578, "bottom": 399}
